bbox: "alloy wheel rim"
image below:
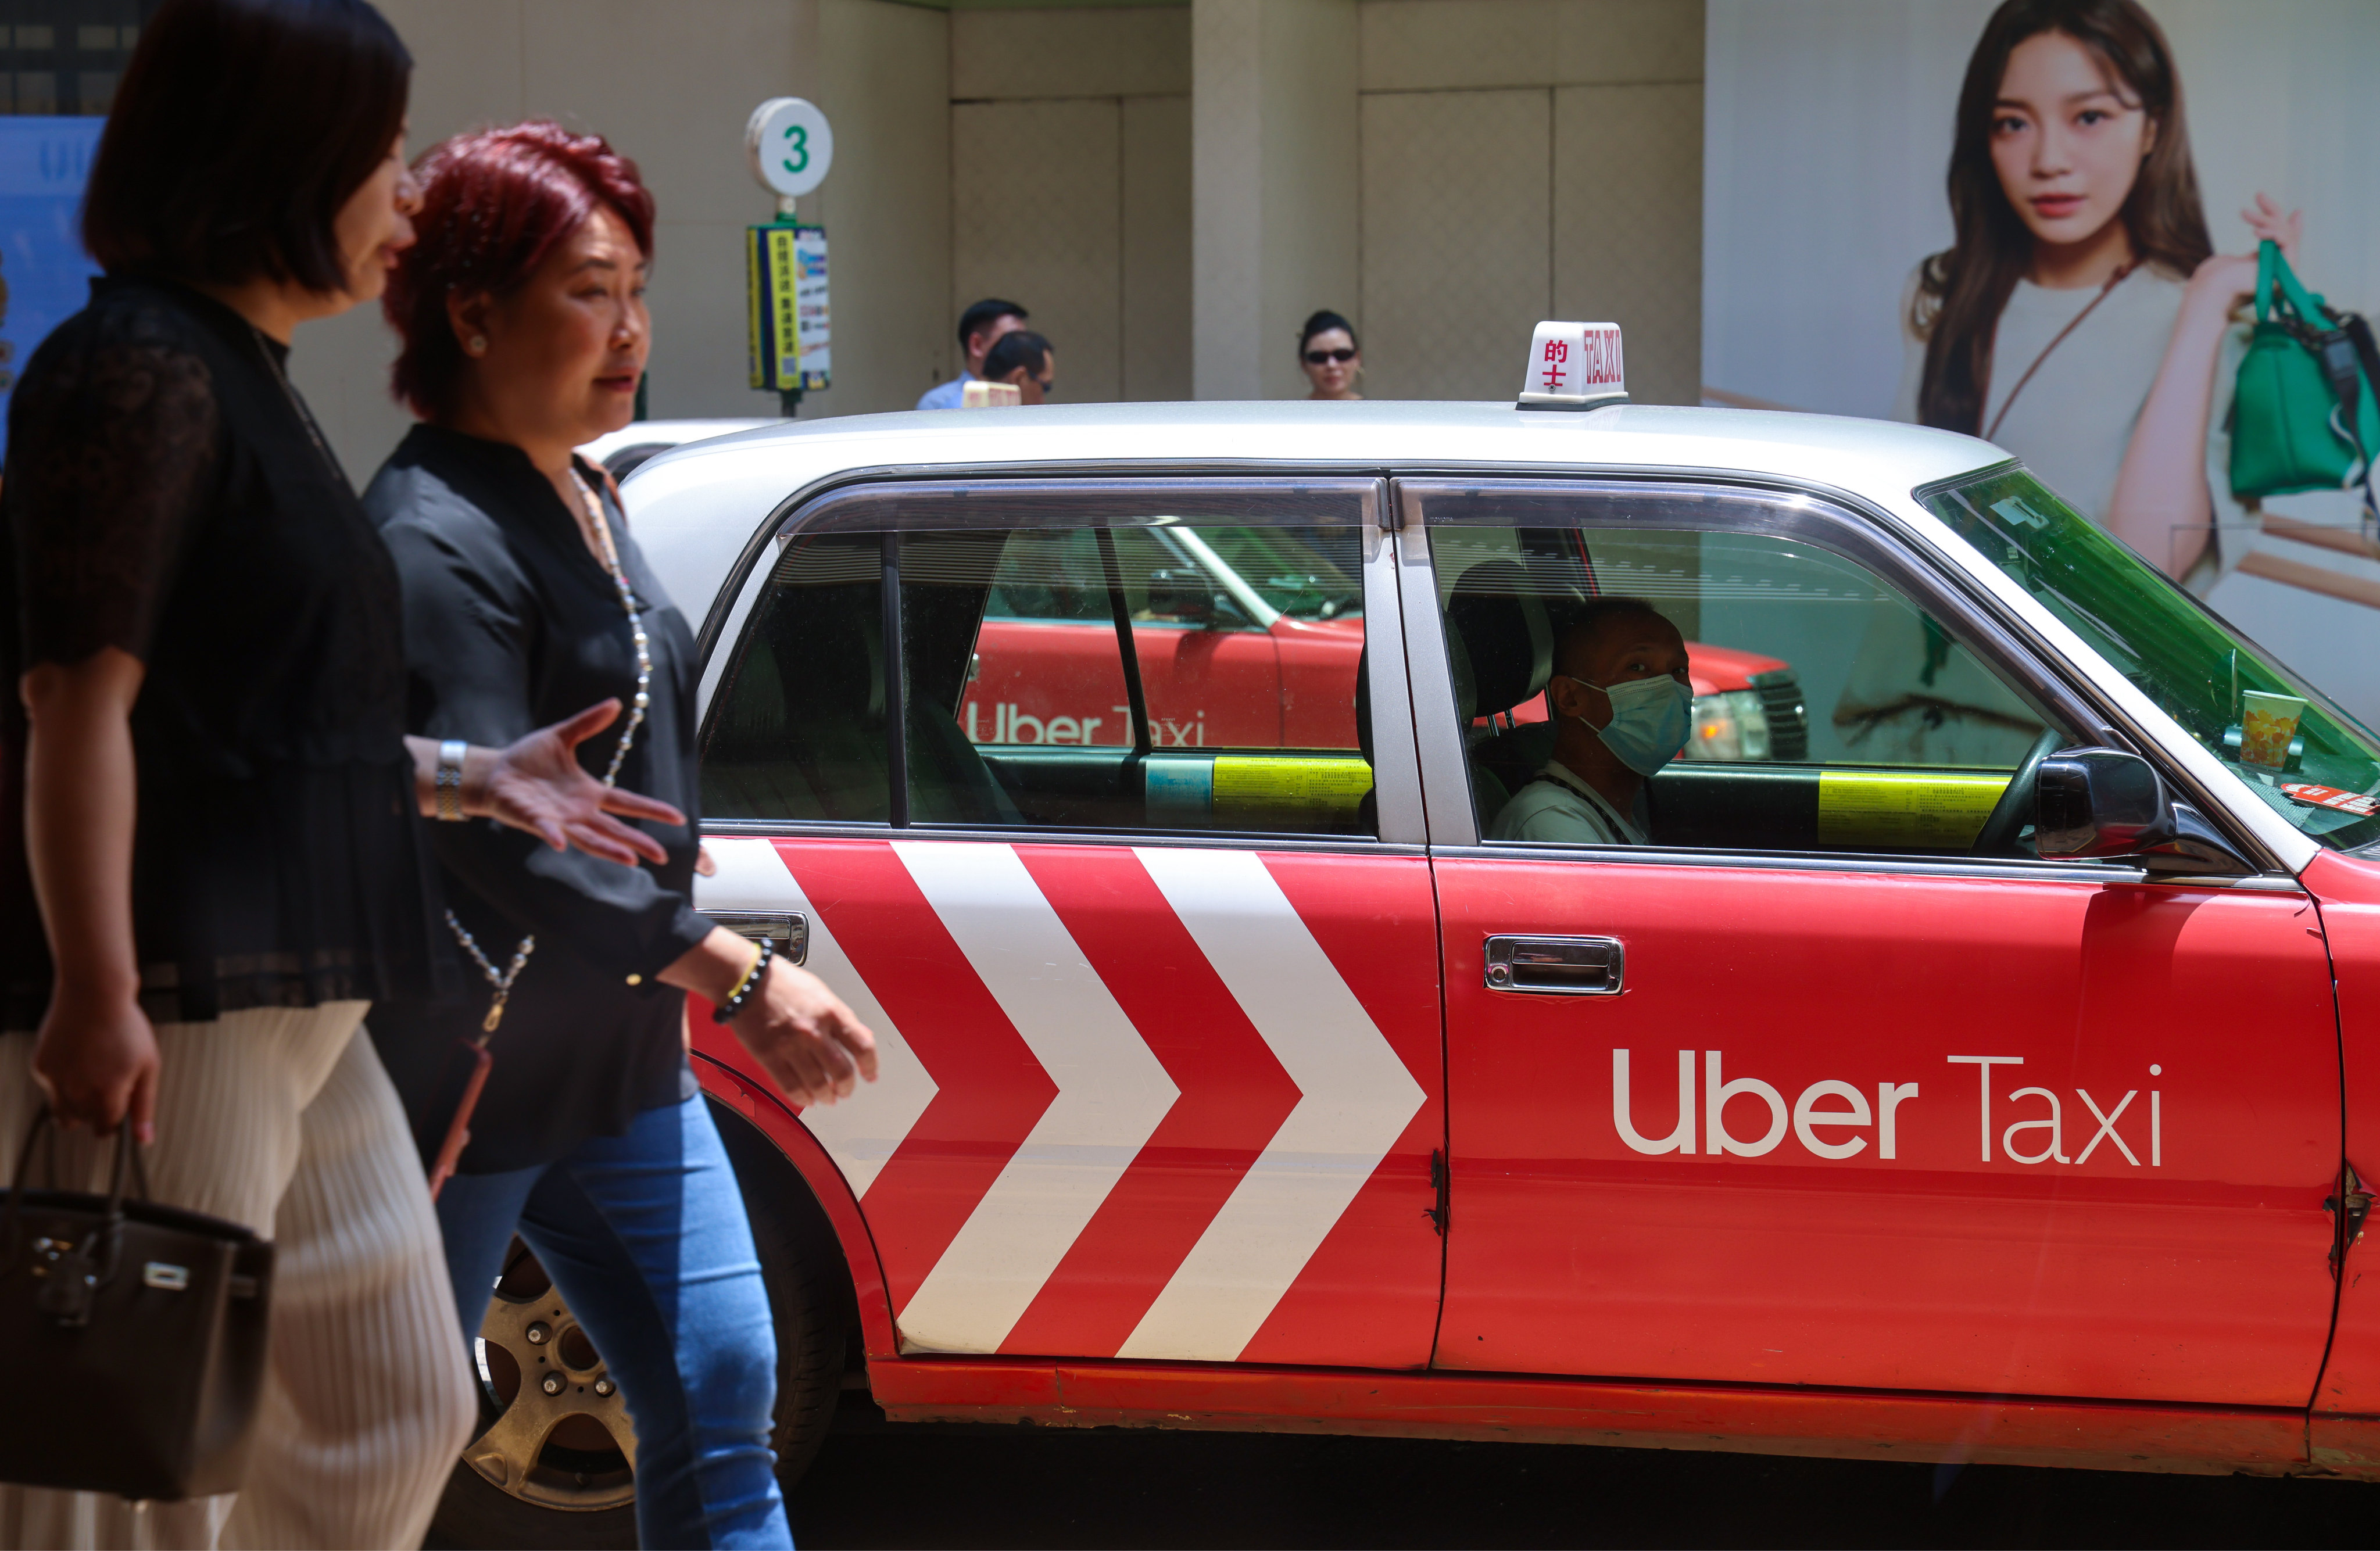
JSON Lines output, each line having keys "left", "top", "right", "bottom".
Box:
{"left": 464, "top": 1244, "right": 639, "bottom": 1513}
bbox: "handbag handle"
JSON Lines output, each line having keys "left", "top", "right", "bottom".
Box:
{"left": 2257, "top": 238, "right": 2335, "bottom": 331}
{"left": 3, "top": 1108, "right": 151, "bottom": 1324}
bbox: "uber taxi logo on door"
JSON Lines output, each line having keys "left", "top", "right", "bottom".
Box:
{"left": 1613, "top": 1049, "right": 2163, "bottom": 1167}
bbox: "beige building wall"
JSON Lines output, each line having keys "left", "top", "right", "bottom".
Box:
{"left": 810, "top": 0, "right": 955, "bottom": 414}
{"left": 1356, "top": 0, "right": 1703, "bottom": 405}
{"left": 945, "top": 0, "right": 1698, "bottom": 407}
{"left": 1191, "top": 0, "right": 1361, "bottom": 400}
{"left": 292, "top": 0, "right": 842, "bottom": 482}
{"left": 949, "top": 5, "right": 1193, "bottom": 402}
{"left": 1359, "top": 86, "right": 1550, "bottom": 402}
{"left": 285, "top": 0, "right": 1705, "bottom": 479}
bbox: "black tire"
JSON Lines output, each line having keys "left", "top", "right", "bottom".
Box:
{"left": 425, "top": 1100, "right": 851, "bottom": 1548}
{"left": 428, "top": 1456, "right": 638, "bottom": 1550}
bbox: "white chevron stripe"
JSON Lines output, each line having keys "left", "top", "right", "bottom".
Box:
{"left": 1119, "top": 847, "right": 1426, "bottom": 1362}
{"left": 695, "top": 837, "right": 938, "bottom": 1199}
{"left": 890, "top": 840, "right": 1180, "bottom": 1353}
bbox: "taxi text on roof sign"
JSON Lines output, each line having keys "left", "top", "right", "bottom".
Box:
{"left": 1517, "top": 320, "right": 1627, "bottom": 411}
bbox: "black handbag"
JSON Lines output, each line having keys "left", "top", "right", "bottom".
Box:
{"left": 0, "top": 1108, "right": 275, "bottom": 1499}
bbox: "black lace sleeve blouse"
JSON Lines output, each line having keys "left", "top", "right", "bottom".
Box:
{"left": 1, "top": 277, "right": 445, "bottom": 1030}
{"left": 362, "top": 425, "right": 710, "bottom": 1174}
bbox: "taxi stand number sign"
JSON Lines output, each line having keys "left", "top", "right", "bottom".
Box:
{"left": 744, "top": 98, "right": 833, "bottom": 397}
{"left": 1517, "top": 320, "right": 1626, "bottom": 410}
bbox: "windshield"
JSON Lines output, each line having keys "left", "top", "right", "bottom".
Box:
{"left": 1922, "top": 466, "right": 2380, "bottom": 851}
{"left": 1193, "top": 525, "right": 1363, "bottom": 621}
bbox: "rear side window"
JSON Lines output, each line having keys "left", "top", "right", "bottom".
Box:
{"left": 703, "top": 533, "right": 889, "bottom": 823}
{"left": 703, "top": 481, "right": 1378, "bottom": 839}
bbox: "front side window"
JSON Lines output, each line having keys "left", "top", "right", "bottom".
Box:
{"left": 1924, "top": 465, "right": 2380, "bottom": 851}
{"left": 1415, "top": 482, "right": 2075, "bottom": 857}
{"left": 704, "top": 482, "right": 1375, "bottom": 839}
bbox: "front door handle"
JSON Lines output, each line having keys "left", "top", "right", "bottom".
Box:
{"left": 1483, "top": 934, "right": 1623, "bottom": 995}
{"left": 709, "top": 911, "right": 808, "bottom": 966}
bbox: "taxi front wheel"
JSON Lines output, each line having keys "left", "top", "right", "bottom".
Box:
{"left": 425, "top": 1101, "right": 853, "bottom": 1549}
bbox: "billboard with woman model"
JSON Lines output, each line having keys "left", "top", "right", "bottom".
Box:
{"left": 1705, "top": 0, "right": 2380, "bottom": 727}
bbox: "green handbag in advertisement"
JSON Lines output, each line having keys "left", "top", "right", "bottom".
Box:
{"left": 2229, "top": 239, "right": 2380, "bottom": 512}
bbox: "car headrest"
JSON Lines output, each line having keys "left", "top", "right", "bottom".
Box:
{"left": 1447, "top": 561, "right": 1552, "bottom": 717}
{"left": 779, "top": 589, "right": 882, "bottom": 722}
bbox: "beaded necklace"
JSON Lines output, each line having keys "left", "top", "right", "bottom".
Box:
{"left": 445, "top": 467, "right": 654, "bottom": 1034}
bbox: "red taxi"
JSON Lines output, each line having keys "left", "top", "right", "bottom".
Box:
{"left": 449, "top": 328, "right": 2380, "bottom": 1541}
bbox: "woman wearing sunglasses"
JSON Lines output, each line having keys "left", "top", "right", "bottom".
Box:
{"left": 1298, "top": 309, "right": 1365, "bottom": 400}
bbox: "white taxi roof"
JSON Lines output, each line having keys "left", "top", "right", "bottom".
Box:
{"left": 623, "top": 398, "right": 2006, "bottom": 621}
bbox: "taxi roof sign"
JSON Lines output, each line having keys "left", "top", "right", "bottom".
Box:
{"left": 1518, "top": 321, "right": 1626, "bottom": 411}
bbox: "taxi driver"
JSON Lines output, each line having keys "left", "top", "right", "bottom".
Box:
{"left": 1489, "top": 597, "right": 1692, "bottom": 846}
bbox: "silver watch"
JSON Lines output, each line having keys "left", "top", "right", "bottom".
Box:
{"left": 435, "top": 739, "right": 468, "bottom": 821}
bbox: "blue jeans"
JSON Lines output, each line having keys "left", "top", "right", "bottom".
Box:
{"left": 437, "top": 1092, "right": 792, "bottom": 1549}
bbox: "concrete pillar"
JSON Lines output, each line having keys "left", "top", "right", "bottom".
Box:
{"left": 1191, "top": 0, "right": 1359, "bottom": 400}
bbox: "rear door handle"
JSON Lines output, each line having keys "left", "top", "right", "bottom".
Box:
{"left": 1483, "top": 934, "right": 1623, "bottom": 995}
{"left": 709, "top": 911, "right": 808, "bottom": 966}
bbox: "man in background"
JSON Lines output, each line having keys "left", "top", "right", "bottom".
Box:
{"left": 983, "top": 329, "right": 1055, "bottom": 405}
{"left": 918, "top": 297, "right": 1028, "bottom": 410}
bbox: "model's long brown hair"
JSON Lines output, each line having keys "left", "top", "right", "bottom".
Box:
{"left": 1913, "top": 0, "right": 2212, "bottom": 434}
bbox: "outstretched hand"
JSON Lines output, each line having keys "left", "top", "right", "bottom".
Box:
{"left": 2191, "top": 192, "right": 2305, "bottom": 311}
{"left": 487, "top": 699, "right": 686, "bottom": 867}
{"left": 2242, "top": 192, "right": 2303, "bottom": 265}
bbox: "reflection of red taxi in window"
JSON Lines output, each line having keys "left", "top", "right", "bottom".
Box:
{"left": 966, "top": 521, "right": 1807, "bottom": 763}
{"left": 967, "top": 523, "right": 1370, "bottom": 751}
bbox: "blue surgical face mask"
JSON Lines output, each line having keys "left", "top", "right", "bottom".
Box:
{"left": 1562, "top": 673, "right": 1691, "bottom": 777}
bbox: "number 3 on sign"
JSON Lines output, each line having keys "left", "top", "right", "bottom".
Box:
{"left": 746, "top": 98, "right": 834, "bottom": 199}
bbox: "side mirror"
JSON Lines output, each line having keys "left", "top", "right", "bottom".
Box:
{"left": 2035, "top": 747, "right": 2252, "bottom": 873}
{"left": 1144, "top": 568, "right": 1217, "bottom": 626}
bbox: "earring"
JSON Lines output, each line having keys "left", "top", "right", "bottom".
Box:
{"left": 467, "top": 335, "right": 487, "bottom": 355}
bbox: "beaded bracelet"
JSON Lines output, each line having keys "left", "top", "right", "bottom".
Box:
{"left": 713, "top": 935, "right": 775, "bottom": 1023}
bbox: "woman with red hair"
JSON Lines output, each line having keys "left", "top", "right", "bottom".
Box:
{"left": 365, "top": 121, "right": 876, "bottom": 1548}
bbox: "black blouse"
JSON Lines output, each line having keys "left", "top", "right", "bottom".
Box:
{"left": 364, "top": 425, "right": 710, "bottom": 1174}
{"left": 1, "top": 277, "right": 444, "bottom": 1030}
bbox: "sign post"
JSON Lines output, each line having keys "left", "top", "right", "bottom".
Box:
{"left": 743, "top": 98, "right": 834, "bottom": 417}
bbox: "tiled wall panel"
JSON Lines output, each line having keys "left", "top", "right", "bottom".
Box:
{"left": 953, "top": 98, "right": 1125, "bottom": 404}
{"left": 1122, "top": 93, "right": 1195, "bottom": 400}
{"left": 1553, "top": 80, "right": 1701, "bottom": 404}
{"left": 1359, "top": 87, "right": 1551, "bottom": 403}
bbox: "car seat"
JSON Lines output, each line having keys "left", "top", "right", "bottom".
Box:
{"left": 1445, "top": 561, "right": 1554, "bottom": 832}
{"left": 703, "top": 544, "right": 1020, "bottom": 826}
{"left": 704, "top": 572, "right": 892, "bottom": 821}
{"left": 906, "top": 692, "right": 1023, "bottom": 826}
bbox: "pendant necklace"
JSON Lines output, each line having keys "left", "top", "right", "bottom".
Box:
{"left": 444, "top": 467, "right": 654, "bottom": 1035}
{"left": 244, "top": 321, "right": 348, "bottom": 485}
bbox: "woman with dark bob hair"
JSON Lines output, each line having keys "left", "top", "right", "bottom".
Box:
{"left": 366, "top": 121, "right": 878, "bottom": 1549}
{"left": 1, "top": 3, "right": 688, "bottom": 1545}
